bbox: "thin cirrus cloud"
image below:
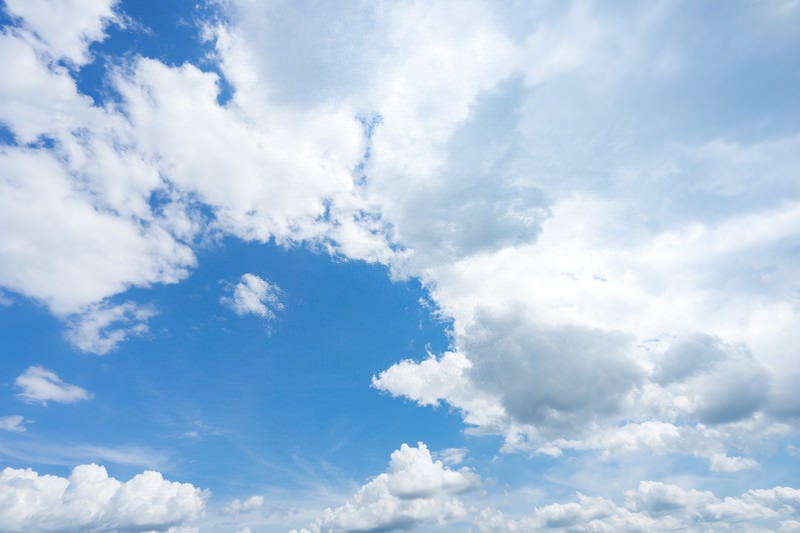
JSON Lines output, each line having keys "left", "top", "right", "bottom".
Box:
{"left": 15, "top": 366, "right": 92, "bottom": 405}
{"left": 0, "top": 415, "right": 26, "bottom": 433}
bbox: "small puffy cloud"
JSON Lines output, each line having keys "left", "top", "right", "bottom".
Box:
{"left": 0, "top": 415, "right": 27, "bottom": 432}
{"left": 223, "top": 495, "right": 264, "bottom": 515}
{"left": 474, "top": 481, "right": 800, "bottom": 532}
{"left": 0, "top": 463, "right": 208, "bottom": 532}
{"left": 15, "top": 366, "right": 92, "bottom": 405}
{"left": 65, "top": 301, "right": 156, "bottom": 355}
{"left": 222, "top": 274, "right": 283, "bottom": 321}
{"left": 292, "top": 442, "right": 480, "bottom": 533}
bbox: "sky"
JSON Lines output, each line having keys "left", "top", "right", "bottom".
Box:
{"left": 0, "top": 0, "right": 800, "bottom": 532}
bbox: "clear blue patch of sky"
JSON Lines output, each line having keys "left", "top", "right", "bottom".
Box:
{"left": 0, "top": 238, "right": 467, "bottom": 498}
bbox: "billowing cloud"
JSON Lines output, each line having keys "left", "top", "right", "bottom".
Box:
{"left": 473, "top": 481, "right": 800, "bottom": 532}
{"left": 1, "top": 0, "right": 799, "bottom": 501}
{"left": 3, "top": 0, "right": 119, "bottom": 66}
{"left": 15, "top": 366, "right": 92, "bottom": 405}
{"left": 222, "top": 274, "right": 283, "bottom": 321}
{"left": 291, "top": 442, "right": 480, "bottom": 533}
{"left": 0, "top": 463, "right": 208, "bottom": 532}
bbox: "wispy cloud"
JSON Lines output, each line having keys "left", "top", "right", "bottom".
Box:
{"left": 0, "top": 415, "right": 27, "bottom": 433}
{"left": 15, "top": 366, "right": 92, "bottom": 405}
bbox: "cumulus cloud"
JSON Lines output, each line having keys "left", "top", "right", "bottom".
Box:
{"left": 15, "top": 366, "right": 92, "bottom": 405}
{"left": 222, "top": 274, "right": 283, "bottom": 321}
{"left": 0, "top": 463, "right": 207, "bottom": 532}
{"left": 1, "top": 0, "right": 799, "bottom": 479}
{"left": 473, "top": 481, "right": 800, "bottom": 532}
{"left": 3, "top": 0, "right": 119, "bottom": 66}
{"left": 291, "top": 442, "right": 480, "bottom": 533}
{"left": 0, "top": 415, "right": 27, "bottom": 432}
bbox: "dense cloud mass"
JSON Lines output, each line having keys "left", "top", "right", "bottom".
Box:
{"left": 473, "top": 482, "right": 800, "bottom": 532}
{"left": 0, "top": 464, "right": 207, "bottom": 532}
{"left": 1, "top": 0, "right": 799, "bottom": 531}
{"left": 291, "top": 442, "right": 480, "bottom": 533}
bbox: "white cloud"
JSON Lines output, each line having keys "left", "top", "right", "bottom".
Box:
{"left": 474, "top": 481, "right": 800, "bottom": 532}
{"left": 15, "top": 366, "right": 92, "bottom": 405}
{"left": 3, "top": 0, "right": 119, "bottom": 66}
{"left": 0, "top": 415, "right": 26, "bottom": 433}
{"left": 1, "top": 0, "right": 799, "bottom": 478}
{"left": 291, "top": 442, "right": 480, "bottom": 533}
{"left": 222, "top": 274, "right": 283, "bottom": 321}
{"left": 0, "top": 463, "right": 208, "bottom": 532}
{"left": 64, "top": 301, "right": 156, "bottom": 355}
{"left": 223, "top": 495, "right": 264, "bottom": 515}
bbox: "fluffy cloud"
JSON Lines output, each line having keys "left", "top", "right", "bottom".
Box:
{"left": 0, "top": 463, "right": 207, "bottom": 532}
{"left": 222, "top": 274, "right": 283, "bottom": 321}
{"left": 1, "top": 0, "right": 799, "bottom": 480}
{"left": 3, "top": 0, "right": 119, "bottom": 66}
{"left": 15, "top": 366, "right": 92, "bottom": 405}
{"left": 473, "top": 481, "right": 800, "bottom": 532}
{"left": 292, "top": 442, "right": 480, "bottom": 533}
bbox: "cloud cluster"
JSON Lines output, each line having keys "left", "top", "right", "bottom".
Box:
{"left": 1, "top": 0, "right": 799, "bottom": 505}
{"left": 15, "top": 366, "right": 92, "bottom": 405}
{"left": 0, "top": 463, "right": 208, "bottom": 532}
{"left": 473, "top": 481, "right": 800, "bottom": 532}
{"left": 292, "top": 442, "right": 480, "bottom": 533}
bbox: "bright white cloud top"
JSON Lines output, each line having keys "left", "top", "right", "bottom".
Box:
{"left": 0, "top": 0, "right": 798, "bottom": 532}
{"left": 0, "top": 464, "right": 207, "bottom": 532}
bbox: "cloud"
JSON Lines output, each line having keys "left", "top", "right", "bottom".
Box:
{"left": 0, "top": 416, "right": 26, "bottom": 433}
{"left": 473, "top": 481, "right": 800, "bottom": 532}
{"left": 0, "top": 463, "right": 208, "bottom": 532}
{"left": 65, "top": 301, "right": 156, "bottom": 355}
{"left": 3, "top": 0, "right": 119, "bottom": 66}
{"left": 222, "top": 274, "right": 283, "bottom": 321}
{"left": 223, "top": 495, "right": 264, "bottom": 515}
{"left": 1, "top": 0, "right": 799, "bottom": 479}
{"left": 15, "top": 366, "right": 92, "bottom": 405}
{"left": 291, "top": 442, "right": 480, "bottom": 533}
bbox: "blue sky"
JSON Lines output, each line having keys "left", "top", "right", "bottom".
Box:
{"left": 1, "top": 1, "right": 800, "bottom": 532}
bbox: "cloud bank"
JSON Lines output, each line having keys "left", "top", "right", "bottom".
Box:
{"left": 0, "top": 464, "right": 207, "bottom": 532}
